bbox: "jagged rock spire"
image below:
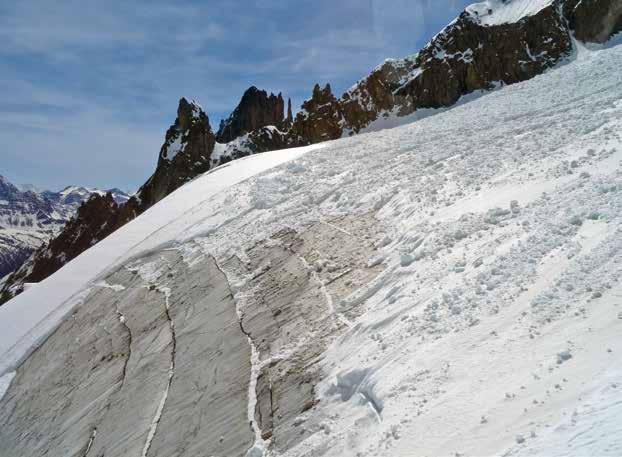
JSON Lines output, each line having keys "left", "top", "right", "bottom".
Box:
{"left": 216, "top": 86, "right": 286, "bottom": 143}
{"left": 286, "top": 98, "right": 293, "bottom": 126}
{"left": 141, "top": 98, "right": 216, "bottom": 207}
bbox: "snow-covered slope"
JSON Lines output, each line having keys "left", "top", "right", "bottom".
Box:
{"left": 466, "top": 0, "right": 554, "bottom": 25}
{"left": 1, "top": 40, "right": 622, "bottom": 457}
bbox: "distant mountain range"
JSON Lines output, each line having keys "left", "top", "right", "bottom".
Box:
{"left": 0, "top": 175, "right": 128, "bottom": 279}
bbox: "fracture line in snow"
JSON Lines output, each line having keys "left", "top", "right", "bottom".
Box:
{"left": 141, "top": 286, "right": 176, "bottom": 457}
{"left": 298, "top": 255, "right": 354, "bottom": 329}
{"left": 115, "top": 308, "right": 131, "bottom": 388}
{"left": 94, "top": 281, "right": 126, "bottom": 292}
{"left": 82, "top": 428, "right": 97, "bottom": 456}
{"left": 319, "top": 220, "right": 361, "bottom": 240}
{"left": 213, "top": 257, "right": 269, "bottom": 457}
{"left": 245, "top": 340, "right": 268, "bottom": 457}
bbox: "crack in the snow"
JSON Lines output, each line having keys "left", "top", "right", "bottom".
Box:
{"left": 213, "top": 257, "right": 269, "bottom": 457}
{"left": 115, "top": 309, "right": 132, "bottom": 388}
{"left": 141, "top": 286, "right": 176, "bottom": 457}
{"left": 82, "top": 427, "right": 97, "bottom": 456}
{"left": 298, "top": 255, "right": 353, "bottom": 329}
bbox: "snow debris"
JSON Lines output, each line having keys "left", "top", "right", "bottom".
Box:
{"left": 466, "top": 0, "right": 554, "bottom": 26}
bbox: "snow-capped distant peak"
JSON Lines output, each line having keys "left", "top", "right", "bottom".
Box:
{"left": 466, "top": 0, "right": 554, "bottom": 26}
{"left": 18, "top": 184, "right": 43, "bottom": 194}
{"left": 57, "top": 186, "right": 129, "bottom": 205}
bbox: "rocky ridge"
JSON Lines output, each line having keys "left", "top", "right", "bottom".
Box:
{"left": 216, "top": 86, "right": 290, "bottom": 143}
{"left": 2, "top": 0, "right": 621, "bottom": 304}
{"left": 0, "top": 176, "right": 128, "bottom": 282}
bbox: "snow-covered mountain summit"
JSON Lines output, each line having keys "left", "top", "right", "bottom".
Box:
{"left": 1, "top": 24, "right": 621, "bottom": 457}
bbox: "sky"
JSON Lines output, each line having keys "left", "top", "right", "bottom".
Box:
{"left": 0, "top": 0, "right": 472, "bottom": 192}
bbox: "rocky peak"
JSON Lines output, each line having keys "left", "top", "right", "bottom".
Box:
{"left": 216, "top": 86, "right": 286, "bottom": 143}
{"left": 177, "top": 97, "right": 208, "bottom": 131}
{"left": 287, "top": 84, "right": 344, "bottom": 145}
{"left": 143, "top": 98, "right": 216, "bottom": 207}
{"left": 310, "top": 83, "right": 335, "bottom": 106}
{"left": 285, "top": 98, "right": 294, "bottom": 127}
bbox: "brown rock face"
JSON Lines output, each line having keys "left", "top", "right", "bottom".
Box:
{"left": 288, "top": 84, "right": 344, "bottom": 145}
{"left": 394, "top": 5, "right": 572, "bottom": 113}
{"left": 565, "top": 0, "right": 622, "bottom": 43}
{"left": 216, "top": 87, "right": 285, "bottom": 143}
{"left": 139, "top": 98, "right": 216, "bottom": 208}
{"left": 340, "top": 59, "right": 416, "bottom": 134}
{"left": 286, "top": 98, "right": 294, "bottom": 126}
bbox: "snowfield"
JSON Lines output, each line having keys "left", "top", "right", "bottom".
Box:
{"left": 2, "top": 39, "right": 622, "bottom": 456}
{"left": 466, "top": 0, "right": 554, "bottom": 25}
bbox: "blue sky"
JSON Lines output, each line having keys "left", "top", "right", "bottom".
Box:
{"left": 1, "top": 0, "right": 471, "bottom": 192}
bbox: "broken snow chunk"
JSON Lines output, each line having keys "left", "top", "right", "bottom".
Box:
{"left": 556, "top": 350, "right": 572, "bottom": 364}
{"left": 569, "top": 215, "right": 583, "bottom": 226}
{"left": 516, "top": 434, "right": 526, "bottom": 444}
{"left": 367, "top": 255, "right": 385, "bottom": 268}
{"left": 400, "top": 253, "right": 415, "bottom": 267}
{"left": 587, "top": 211, "right": 600, "bottom": 220}
{"left": 484, "top": 207, "right": 512, "bottom": 224}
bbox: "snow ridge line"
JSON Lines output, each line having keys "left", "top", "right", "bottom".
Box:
{"left": 212, "top": 257, "right": 269, "bottom": 457}
{"left": 141, "top": 286, "right": 176, "bottom": 457}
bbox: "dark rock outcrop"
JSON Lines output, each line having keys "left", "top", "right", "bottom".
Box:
{"left": 215, "top": 126, "right": 289, "bottom": 166}
{"left": 139, "top": 98, "right": 216, "bottom": 208}
{"left": 393, "top": 4, "right": 572, "bottom": 114}
{"left": 287, "top": 84, "right": 345, "bottom": 145}
{"left": 564, "top": 0, "right": 622, "bottom": 43}
{"left": 216, "top": 87, "right": 286, "bottom": 143}
{"left": 286, "top": 98, "right": 294, "bottom": 126}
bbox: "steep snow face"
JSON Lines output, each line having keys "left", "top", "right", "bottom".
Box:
{"left": 0, "top": 143, "right": 326, "bottom": 373}
{"left": 466, "top": 0, "right": 555, "bottom": 25}
{"left": 1, "top": 41, "right": 622, "bottom": 457}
